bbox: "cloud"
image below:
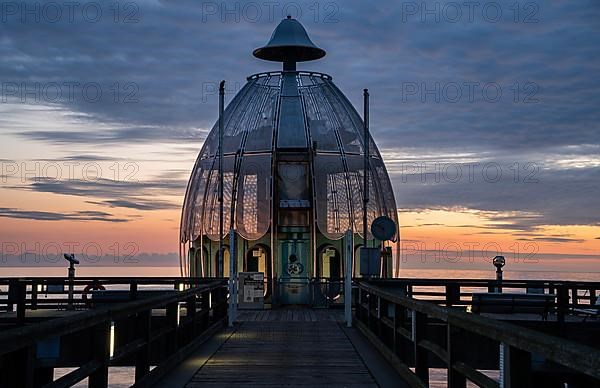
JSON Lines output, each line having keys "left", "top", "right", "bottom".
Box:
{"left": 87, "top": 199, "right": 179, "bottom": 211}
{"left": 1, "top": 0, "right": 599, "bottom": 234}
{"left": 0, "top": 207, "right": 128, "bottom": 222}
{"left": 17, "top": 177, "right": 186, "bottom": 198}
{"left": 0, "top": 0, "right": 597, "bottom": 152}
{"left": 8, "top": 177, "right": 185, "bottom": 212}
{"left": 395, "top": 164, "right": 600, "bottom": 230}
{"left": 18, "top": 126, "right": 205, "bottom": 145}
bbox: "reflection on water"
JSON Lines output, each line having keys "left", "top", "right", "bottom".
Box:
{"left": 0, "top": 266, "right": 181, "bottom": 278}
{"left": 399, "top": 268, "right": 600, "bottom": 282}
{"left": 54, "top": 367, "right": 134, "bottom": 388}
{"left": 2, "top": 266, "right": 599, "bottom": 282}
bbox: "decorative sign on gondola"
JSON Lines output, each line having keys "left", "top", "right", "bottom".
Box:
{"left": 238, "top": 272, "right": 264, "bottom": 309}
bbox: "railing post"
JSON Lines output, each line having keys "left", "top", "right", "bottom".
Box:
{"left": 0, "top": 345, "right": 35, "bottom": 388}
{"left": 33, "top": 365, "right": 54, "bottom": 387}
{"left": 393, "top": 302, "right": 400, "bottom": 355}
{"left": 31, "top": 281, "right": 38, "bottom": 310}
{"left": 501, "top": 343, "right": 532, "bottom": 387}
{"left": 446, "top": 284, "right": 460, "bottom": 307}
{"left": 166, "top": 302, "right": 179, "bottom": 354}
{"left": 376, "top": 296, "right": 382, "bottom": 339}
{"left": 16, "top": 280, "right": 26, "bottom": 326}
{"left": 134, "top": 310, "right": 151, "bottom": 383}
{"left": 367, "top": 290, "right": 373, "bottom": 330}
{"left": 557, "top": 285, "right": 568, "bottom": 324}
{"left": 413, "top": 311, "right": 429, "bottom": 385}
{"left": 447, "top": 324, "right": 466, "bottom": 388}
{"left": 88, "top": 321, "right": 110, "bottom": 388}
{"left": 129, "top": 282, "right": 138, "bottom": 301}
{"left": 200, "top": 289, "right": 210, "bottom": 330}
{"left": 187, "top": 295, "right": 197, "bottom": 337}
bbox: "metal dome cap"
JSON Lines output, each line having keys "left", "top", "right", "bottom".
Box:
{"left": 253, "top": 16, "right": 326, "bottom": 62}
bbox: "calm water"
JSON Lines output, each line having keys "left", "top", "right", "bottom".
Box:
{"left": 399, "top": 268, "right": 600, "bottom": 282}
{"left": 0, "top": 266, "right": 181, "bottom": 278}
{"left": 3, "top": 266, "right": 598, "bottom": 387}
{"left": 2, "top": 266, "right": 600, "bottom": 282}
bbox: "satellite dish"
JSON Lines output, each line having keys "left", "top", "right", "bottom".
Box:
{"left": 370, "top": 216, "right": 397, "bottom": 241}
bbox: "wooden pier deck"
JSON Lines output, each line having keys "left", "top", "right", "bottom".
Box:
{"left": 152, "top": 307, "right": 407, "bottom": 387}
{"left": 186, "top": 312, "right": 377, "bottom": 387}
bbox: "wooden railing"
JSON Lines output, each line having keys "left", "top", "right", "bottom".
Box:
{"left": 0, "top": 279, "right": 228, "bottom": 388}
{"left": 355, "top": 281, "right": 600, "bottom": 388}
{"left": 0, "top": 277, "right": 225, "bottom": 324}
{"left": 367, "top": 278, "right": 600, "bottom": 322}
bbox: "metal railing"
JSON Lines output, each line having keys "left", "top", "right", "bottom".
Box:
{"left": 0, "top": 279, "right": 228, "bottom": 387}
{"left": 355, "top": 281, "right": 600, "bottom": 388}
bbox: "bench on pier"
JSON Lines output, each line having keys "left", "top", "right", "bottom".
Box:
{"left": 573, "top": 297, "right": 600, "bottom": 321}
{"left": 471, "top": 292, "right": 556, "bottom": 320}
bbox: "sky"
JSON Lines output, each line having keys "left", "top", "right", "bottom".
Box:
{"left": 0, "top": 0, "right": 599, "bottom": 273}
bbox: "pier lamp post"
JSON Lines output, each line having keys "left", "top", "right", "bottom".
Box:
{"left": 493, "top": 255, "right": 505, "bottom": 293}
{"left": 63, "top": 253, "right": 79, "bottom": 310}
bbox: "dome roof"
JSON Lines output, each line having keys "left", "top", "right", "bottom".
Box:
{"left": 180, "top": 72, "right": 399, "bottom": 243}
{"left": 253, "top": 16, "right": 326, "bottom": 62}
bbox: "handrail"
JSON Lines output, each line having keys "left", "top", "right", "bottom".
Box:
{"left": 0, "top": 280, "right": 224, "bottom": 354}
{"left": 0, "top": 279, "right": 228, "bottom": 387}
{"left": 0, "top": 277, "right": 229, "bottom": 321}
{"left": 364, "top": 278, "right": 600, "bottom": 316}
{"left": 246, "top": 70, "right": 333, "bottom": 81}
{"left": 356, "top": 281, "right": 600, "bottom": 387}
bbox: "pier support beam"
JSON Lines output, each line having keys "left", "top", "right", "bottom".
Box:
{"left": 88, "top": 322, "right": 110, "bottom": 388}
{"left": 501, "top": 343, "right": 532, "bottom": 388}
{"left": 447, "top": 325, "right": 466, "bottom": 388}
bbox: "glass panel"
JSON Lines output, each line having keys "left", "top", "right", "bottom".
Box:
{"left": 319, "top": 81, "right": 365, "bottom": 155}
{"left": 236, "top": 154, "right": 271, "bottom": 240}
{"left": 278, "top": 163, "right": 309, "bottom": 207}
{"left": 301, "top": 85, "right": 341, "bottom": 152}
{"left": 346, "top": 155, "right": 379, "bottom": 239}
{"left": 203, "top": 156, "right": 236, "bottom": 241}
{"left": 314, "top": 153, "right": 351, "bottom": 239}
{"left": 242, "top": 85, "right": 278, "bottom": 152}
{"left": 181, "top": 157, "right": 215, "bottom": 242}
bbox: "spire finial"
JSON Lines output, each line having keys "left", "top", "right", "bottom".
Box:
{"left": 253, "top": 17, "right": 326, "bottom": 68}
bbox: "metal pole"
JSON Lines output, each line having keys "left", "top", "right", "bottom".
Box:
{"left": 67, "top": 262, "right": 75, "bottom": 310}
{"left": 228, "top": 227, "right": 236, "bottom": 327}
{"left": 363, "top": 89, "right": 370, "bottom": 248}
{"left": 218, "top": 80, "right": 225, "bottom": 277}
{"left": 496, "top": 267, "right": 503, "bottom": 293}
{"left": 345, "top": 230, "right": 353, "bottom": 327}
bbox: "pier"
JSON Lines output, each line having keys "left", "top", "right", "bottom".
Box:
{"left": 1, "top": 277, "right": 599, "bottom": 387}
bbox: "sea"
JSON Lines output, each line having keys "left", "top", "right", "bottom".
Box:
{"left": 2, "top": 266, "right": 598, "bottom": 387}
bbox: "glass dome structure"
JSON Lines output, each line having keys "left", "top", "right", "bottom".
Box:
{"left": 180, "top": 17, "right": 400, "bottom": 304}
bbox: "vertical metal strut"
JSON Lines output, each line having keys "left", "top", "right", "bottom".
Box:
{"left": 363, "top": 89, "right": 370, "bottom": 248}
{"left": 218, "top": 80, "right": 225, "bottom": 277}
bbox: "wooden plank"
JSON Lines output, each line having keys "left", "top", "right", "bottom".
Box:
{"left": 187, "top": 320, "right": 377, "bottom": 387}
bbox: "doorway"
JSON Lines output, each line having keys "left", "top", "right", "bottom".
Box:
{"left": 278, "top": 237, "right": 310, "bottom": 304}
{"left": 245, "top": 244, "right": 271, "bottom": 297}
